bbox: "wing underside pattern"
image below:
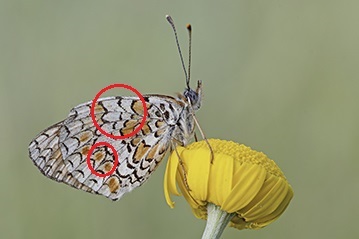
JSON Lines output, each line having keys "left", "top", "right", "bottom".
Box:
{"left": 29, "top": 95, "right": 186, "bottom": 200}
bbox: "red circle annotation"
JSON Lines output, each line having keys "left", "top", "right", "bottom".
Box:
{"left": 86, "top": 142, "right": 119, "bottom": 178}
{"left": 90, "top": 83, "right": 148, "bottom": 140}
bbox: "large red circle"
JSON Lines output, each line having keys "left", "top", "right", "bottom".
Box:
{"left": 90, "top": 83, "right": 148, "bottom": 140}
{"left": 86, "top": 142, "right": 119, "bottom": 177}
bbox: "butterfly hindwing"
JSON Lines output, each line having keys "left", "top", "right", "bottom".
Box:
{"left": 28, "top": 122, "right": 97, "bottom": 193}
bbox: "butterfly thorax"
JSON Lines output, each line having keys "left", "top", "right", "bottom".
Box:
{"left": 171, "top": 100, "right": 196, "bottom": 146}
{"left": 172, "top": 80, "right": 203, "bottom": 145}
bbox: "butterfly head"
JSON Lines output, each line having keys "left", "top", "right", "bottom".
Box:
{"left": 184, "top": 80, "right": 202, "bottom": 110}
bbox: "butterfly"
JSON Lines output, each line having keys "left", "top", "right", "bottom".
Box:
{"left": 28, "top": 15, "right": 203, "bottom": 201}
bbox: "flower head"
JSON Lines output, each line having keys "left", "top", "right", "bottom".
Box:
{"left": 164, "top": 139, "right": 293, "bottom": 230}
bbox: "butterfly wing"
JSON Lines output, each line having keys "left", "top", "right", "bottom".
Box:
{"left": 28, "top": 122, "right": 97, "bottom": 193}
{"left": 29, "top": 95, "right": 185, "bottom": 200}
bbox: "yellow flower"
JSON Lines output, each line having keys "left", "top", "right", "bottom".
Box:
{"left": 164, "top": 139, "right": 293, "bottom": 231}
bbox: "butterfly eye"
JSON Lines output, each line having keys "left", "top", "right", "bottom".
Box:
{"left": 184, "top": 88, "right": 201, "bottom": 110}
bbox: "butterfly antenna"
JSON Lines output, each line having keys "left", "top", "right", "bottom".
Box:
{"left": 186, "top": 24, "right": 192, "bottom": 88}
{"left": 166, "top": 15, "right": 190, "bottom": 89}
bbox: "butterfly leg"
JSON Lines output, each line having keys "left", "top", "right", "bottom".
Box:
{"left": 194, "top": 132, "right": 198, "bottom": 142}
{"left": 171, "top": 141, "right": 191, "bottom": 192}
{"left": 191, "top": 113, "right": 214, "bottom": 163}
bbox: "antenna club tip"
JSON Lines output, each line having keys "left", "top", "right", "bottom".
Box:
{"left": 166, "top": 15, "right": 173, "bottom": 22}
{"left": 186, "top": 24, "right": 192, "bottom": 31}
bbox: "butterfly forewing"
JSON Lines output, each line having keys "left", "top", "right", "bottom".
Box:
{"left": 29, "top": 95, "right": 191, "bottom": 200}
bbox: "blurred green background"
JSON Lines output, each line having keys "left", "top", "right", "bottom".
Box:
{"left": 1, "top": 0, "right": 358, "bottom": 238}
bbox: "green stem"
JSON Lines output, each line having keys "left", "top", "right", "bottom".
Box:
{"left": 201, "top": 203, "right": 235, "bottom": 239}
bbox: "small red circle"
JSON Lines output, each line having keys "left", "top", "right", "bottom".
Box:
{"left": 86, "top": 142, "right": 119, "bottom": 178}
{"left": 90, "top": 83, "right": 148, "bottom": 140}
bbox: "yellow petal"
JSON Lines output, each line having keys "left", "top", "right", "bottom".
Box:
{"left": 241, "top": 175, "right": 289, "bottom": 221}
{"left": 207, "top": 153, "right": 234, "bottom": 207}
{"left": 222, "top": 163, "right": 267, "bottom": 213}
{"left": 164, "top": 147, "right": 185, "bottom": 208}
{"left": 183, "top": 148, "right": 211, "bottom": 202}
{"left": 176, "top": 166, "right": 206, "bottom": 209}
{"left": 251, "top": 185, "right": 294, "bottom": 227}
